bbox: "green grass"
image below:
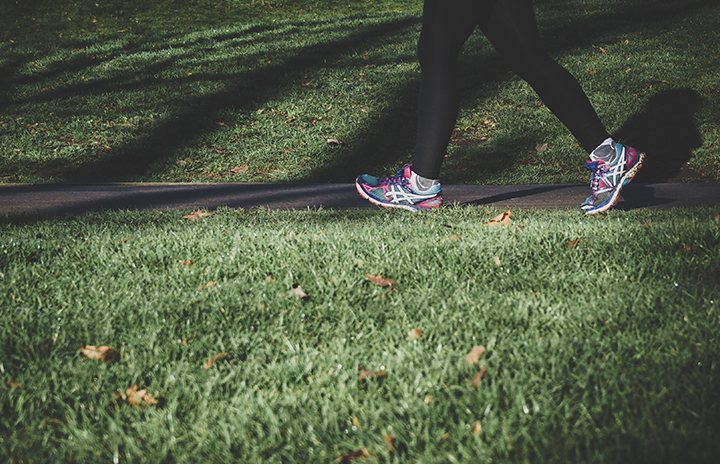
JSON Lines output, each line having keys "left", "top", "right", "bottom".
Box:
{"left": 1, "top": 0, "right": 719, "bottom": 184}
{"left": 1, "top": 207, "right": 719, "bottom": 462}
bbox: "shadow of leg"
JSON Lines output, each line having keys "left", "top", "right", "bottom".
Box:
{"left": 615, "top": 88, "right": 704, "bottom": 183}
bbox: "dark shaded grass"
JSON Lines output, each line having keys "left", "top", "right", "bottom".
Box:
{"left": 0, "top": 0, "right": 718, "bottom": 184}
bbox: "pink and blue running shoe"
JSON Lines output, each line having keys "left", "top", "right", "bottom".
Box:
{"left": 582, "top": 142, "right": 645, "bottom": 214}
{"left": 355, "top": 164, "right": 442, "bottom": 212}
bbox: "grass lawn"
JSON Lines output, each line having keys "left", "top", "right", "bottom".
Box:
{"left": 1, "top": 0, "right": 719, "bottom": 184}
{"left": 1, "top": 207, "right": 719, "bottom": 462}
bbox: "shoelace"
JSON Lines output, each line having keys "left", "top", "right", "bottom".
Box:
{"left": 585, "top": 160, "right": 609, "bottom": 195}
{"left": 380, "top": 165, "right": 410, "bottom": 187}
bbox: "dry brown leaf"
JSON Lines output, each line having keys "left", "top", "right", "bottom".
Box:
{"left": 493, "top": 256, "right": 502, "bottom": 268}
{"left": 447, "top": 234, "right": 461, "bottom": 241}
{"left": 336, "top": 449, "right": 370, "bottom": 463}
{"left": 424, "top": 394, "right": 433, "bottom": 404}
{"left": 6, "top": 379, "right": 21, "bottom": 389}
{"left": 465, "top": 345, "right": 486, "bottom": 365}
{"left": 353, "top": 258, "right": 365, "bottom": 268}
{"left": 358, "top": 368, "right": 387, "bottom": 383}
{"left": 470, "top": 367, "right": 489, "bottom": 389}
{"left": 384, "top": 433, "right": 395, "bottom": 452}
{"left": 408, "top": 328, "right": 423, "bottom": 341}
{"left": 180, "top": 259, "right": 194, "bottom": 267}
{"left": 472, "top": 420, "right": 483, "bottom": 436}
{"left": 230, "top": 164, "right": 249, "bottom": 174}
{"left": 291, "top": 283, "right": 310, "bottom": 301}
{"left": 567, "top": 238, "right": 581, "bottom": 249}
{"left": 535, "top": 142, "right": 549, "bottom": 153}
{"left": 198, "top": 280, "right": 217, "bottom": 291}
{"left": 485, "top": 210, "right": 512, "bottom": 226}
{"left": 599, "top": 46, "right": 608, "bottom": 55}
{"left": 351, "top": 416, "right": 361, "bottom": 429}
{"left": 326, "top": 138, "right": 343, "bottom": 146}
{"left": 203, "top": 352, "right": 228, "bottom": 369}
{"left": 183, "top": 210, "right": 213, "bottom": 222}
{"left": 79, "top": 345, "right": 119, "bottom": 364}
{"left": 266, "top": 273, "right": 274, "bottom": 283}
{"left": 365, "top": 273, "right": 397, "bottom": 288}
{"left": 122, "top": 385, "right": 158, "bottom": 407}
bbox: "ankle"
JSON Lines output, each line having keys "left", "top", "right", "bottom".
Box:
{"left": 410, "top": 170, "right": 440, "bottom": 192}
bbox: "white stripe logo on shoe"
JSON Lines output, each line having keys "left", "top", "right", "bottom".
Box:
{"left": 386, "top": 184, "right": 436, "bottom": 204}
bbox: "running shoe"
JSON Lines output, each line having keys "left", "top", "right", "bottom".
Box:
{"left": 355, "top": 164, "right": 442, "bottom": 212}
{"left": 582, "top": 142, "right": 645, "bottom": 214}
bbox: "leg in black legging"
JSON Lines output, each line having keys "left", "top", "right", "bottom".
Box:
{"left": 480, "top": 0, "right": 609, "bottom": 153}
{"left": 413, "top": 0, "right": 481, "bottom": 179}
{"left": 413, "top": 0, "right": 610, "bottom": 180}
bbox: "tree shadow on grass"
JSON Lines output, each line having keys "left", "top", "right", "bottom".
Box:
{"left": 2, "top": 0, "right": 717, "bottom": 185}
{"left": 57, "top": 18, "right": 418, "bottom": 182}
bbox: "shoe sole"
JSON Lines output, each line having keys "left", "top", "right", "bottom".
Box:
{"left": 585, "top": 152, "right": 646, "bottom": 215}
{"left": 354, "top": 179, "right": 438, "bottom": 212}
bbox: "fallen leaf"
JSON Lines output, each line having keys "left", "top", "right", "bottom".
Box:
{"left": 203, "top": 352, "right": 228, "bottom": 369}
{"left": 291, "top": 283, "right": 310, "bottom": 301}
{"left": 336, "top": 449, "right": 370, "bottom": 463}
{"left": 121, "top": 385, "right": 158, "bottom": 407}
{"left": 230, "top": 164, "right": 249, "bottom": 174}
{"left": 79, "top": 345, "right": 119, "bottom": 364}
{"left": 384, "top": 433, "right": 395, "bottom": 452}
{"left": 351, "top": 416, "right": 361, "bottom": 429}
{"left": 424, "top": 394, "right": 433, "bottom": 404}
{"left": 641, "top": 221, "right": 654, "bottom": 229}
{"left": 365, "top": 273, "right": 397, "bottom": 288}
{"left": 465, "top": 345, "right": 486, "bottom": 365}
{"left": 448, "top": 234, "right": 461, "bottom": 241}
{"left": 353, "top": 258, "right": 365, "bottom": 268}
{"left": 472, "top": 420, "right": 483, "bottom": 436}
{"left": 567, "top": 238, "right": 581, "bottom": 249}
{"left": 6, "top": 379, "right": 21, "bottom": 389}
{"left": 599, "top": 46, "right": 608, "bottom": 55}
{"left": 326, "top": 138, "right": 343, "bottom": 146}
{"left": 535, "top": 143, "right": 549, "bottom": 153}
{"left": 183, "top": 210, "right": 213, "bottom": 222}
{"left": 180, "top": 259, "right": 194, "bottom": 267}
{"left": 493, "top": 256, "right": 502, "bottom": 268}
{"left": 198, "top": 280, "right": 217, "bottom": 291}
{"left": 266, "top": 273, "right": 274, "bottom": 283}
{"left": 470, "top": 367, "right": 489, "bottom": 389}
{"left": 358, "top": 368, "right": 387, "bottom": 383}
{"left": 485, "top": 210, "right": 512, "bottom": 226}
{"left": 408, "top": 328, "right": 423, "bottom": 341}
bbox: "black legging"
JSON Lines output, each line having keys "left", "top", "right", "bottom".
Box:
{"left": 413, "top": 0, "right": 610, "bottom": 179}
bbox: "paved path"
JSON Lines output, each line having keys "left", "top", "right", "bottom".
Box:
{"left": 0, "top": 182, "right": 718, "bottom": 219}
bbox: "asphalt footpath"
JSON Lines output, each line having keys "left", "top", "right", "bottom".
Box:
{"left": 0, "top": 182, "right": 718, "bottom": 220}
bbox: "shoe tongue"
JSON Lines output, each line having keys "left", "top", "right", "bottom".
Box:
{"left": 402, "top": 164, "right": 413, "bottom": 179}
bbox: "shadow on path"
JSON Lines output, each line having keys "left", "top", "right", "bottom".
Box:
{"left": 1, "top": 182, "right": 718, "bottom": 224}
